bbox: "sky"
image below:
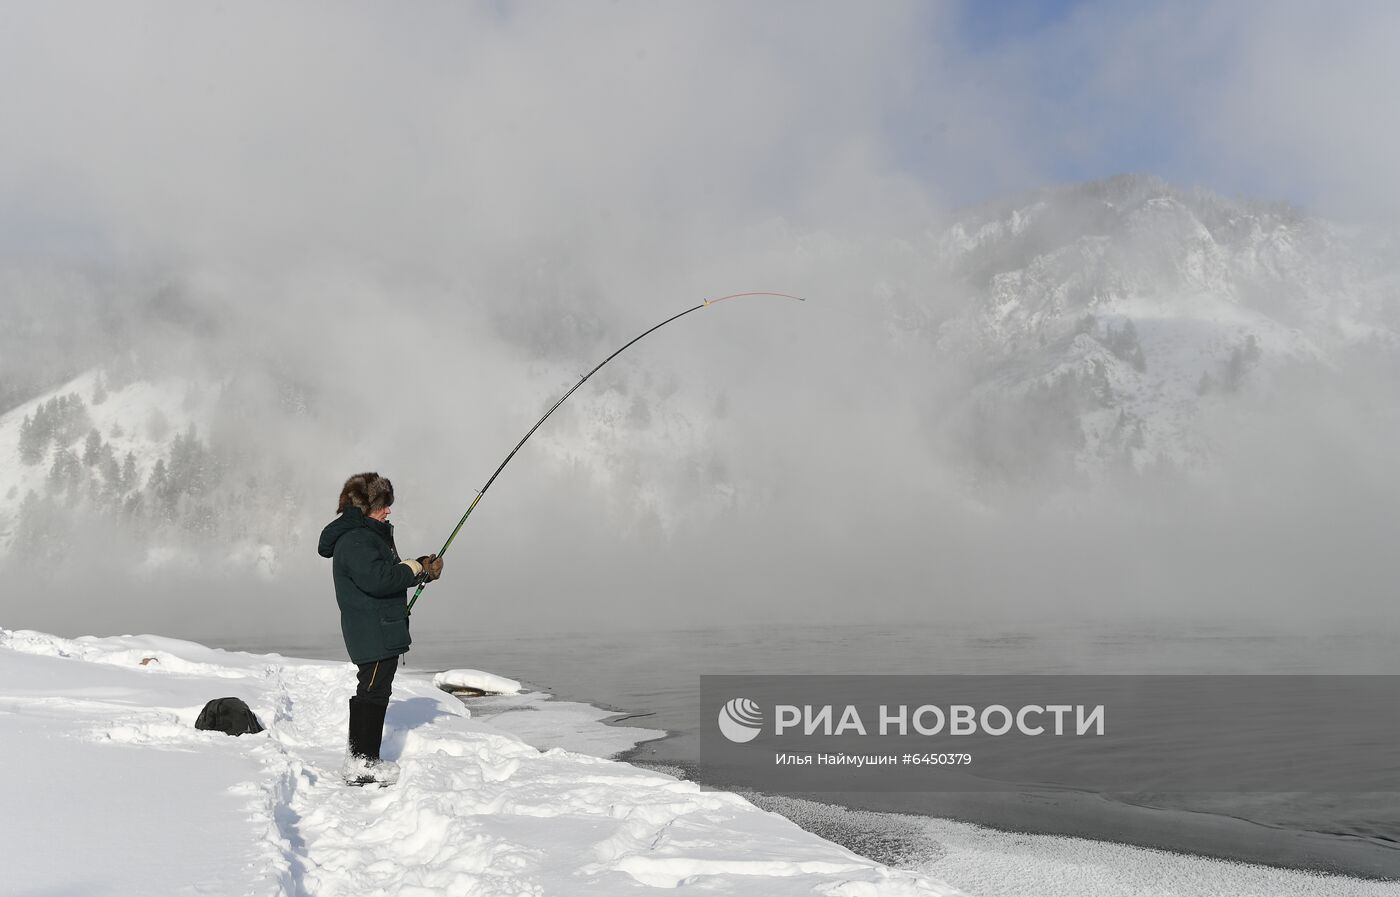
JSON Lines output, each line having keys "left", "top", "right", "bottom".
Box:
{"left": 1, "top": 1, "right": 1398, "bottom": 639}
{"left": 3, "top": 0, "right": 1400, "bottom": 265}
{"left": 921, "top": 0, "right": 1400, "bottom": 218}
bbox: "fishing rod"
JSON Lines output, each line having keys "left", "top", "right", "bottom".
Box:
{"left": 407, "top": 291, "right": 804, "bottom": 613}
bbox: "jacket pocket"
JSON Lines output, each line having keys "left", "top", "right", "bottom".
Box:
{"left": 379, "top": 609, "right": 411, "bottom": 652}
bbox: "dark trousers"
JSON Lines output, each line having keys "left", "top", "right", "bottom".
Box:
{"left": 355, "top": 655, "right": 398, "bottom": 707}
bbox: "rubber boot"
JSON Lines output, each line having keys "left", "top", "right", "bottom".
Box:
{"left": 342, "top": 697, "right": 398, "bottom": 786}
{"left": 360, "top": 700, "right": 399, "bottom": 785}
{"left": 359, "top": 698, "right": 387, "bottom": 760}
{"left": 343, "top": 697, "right": 375, "bottom": 785}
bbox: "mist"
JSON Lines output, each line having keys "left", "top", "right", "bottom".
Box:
{"left": 1, "top": 2, "right": 1397, "bottom": 642}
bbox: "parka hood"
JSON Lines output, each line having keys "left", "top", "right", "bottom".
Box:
{"left": 318, "top": 506, "right": 393, "bottom": 557}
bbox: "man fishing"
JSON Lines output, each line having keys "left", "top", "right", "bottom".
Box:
{"left": 318, "top": 472, "right": 444, "bottom": 786}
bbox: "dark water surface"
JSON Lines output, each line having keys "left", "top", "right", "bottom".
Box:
{"left": 209, "top": 620, "right": 1400, "bottom": 878}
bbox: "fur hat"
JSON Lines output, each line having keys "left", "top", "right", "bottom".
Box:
{"left": 338, "top": 472, "right": 394, "bottom": 514}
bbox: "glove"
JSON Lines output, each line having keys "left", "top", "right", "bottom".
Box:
{"left": 415, "top": 554, "right": 444, "bottom": 583}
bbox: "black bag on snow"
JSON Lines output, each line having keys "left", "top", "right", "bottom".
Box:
{"left": 194, "top": 697, "right": 265, "bottom": 736}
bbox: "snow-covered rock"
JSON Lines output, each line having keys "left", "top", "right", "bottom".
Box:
{"left": 433, "top": 667, "right": 523, "bottom": 695}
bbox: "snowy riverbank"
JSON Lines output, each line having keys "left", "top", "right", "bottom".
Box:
{"left": 0, "top": 628, "right": 960, "bottom": 896}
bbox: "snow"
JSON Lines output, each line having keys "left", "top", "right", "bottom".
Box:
{"left": 4, "top": 625, "right": 1391, "bottom": 897}
{"left": 433, "top": 667, "right": 523, "bottom": 694}
{"left": 913, "top": 816, "right": 1400, "bottom": 897}
{"left": 0, "top": 628, "right": 961, "bottom": 896}
{"left": 462, "top": 688, "right": 668, "bottom": 757}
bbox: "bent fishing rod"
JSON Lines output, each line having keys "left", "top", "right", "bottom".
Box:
{"left": 407, "top": 291, "right": 804, "bottom": 613}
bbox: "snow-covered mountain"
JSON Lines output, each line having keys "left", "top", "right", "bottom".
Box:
{"left": 0, "top": 368, "right": 299, "bottom": 571}
{"left": 1, "top": 175, "right": 1395, "bottom": 572}
{"left": 521, "top": 176, "right": 1399, "bottom": 507}
{"left": 900, "top": 175, "right": 1398, "bottom": 480}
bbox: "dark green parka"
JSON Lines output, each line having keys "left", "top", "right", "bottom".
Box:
{"left": 318, "top": 506, "right": 418, "bottom": 664}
